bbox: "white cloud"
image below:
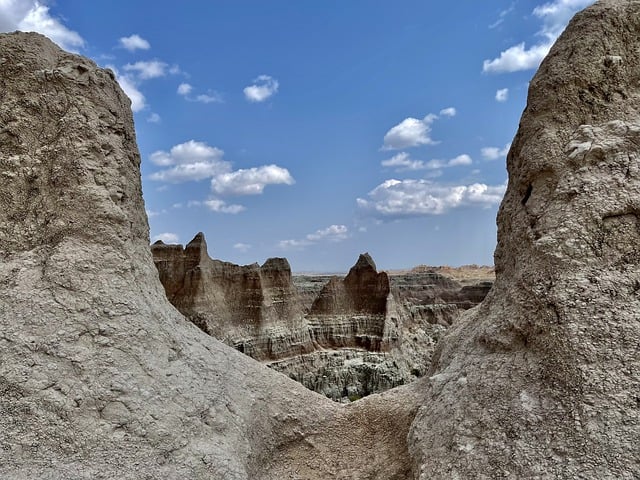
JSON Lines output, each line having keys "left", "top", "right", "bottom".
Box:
{"left": 244, "top": 74, "right": 279, "bottom": 102}
{"left": 382, "top": 108, "right": 455, "bottom": 150}
{"left": 0, "top": 0, "right": 85, "bottom": 51}
{"left": 306, "top": 224, "right": 349, "bottom": 242}
{"left": 357, "top": 179, "right": 506, "bottom": 218}
{"left": 382, "top": 152, "right": 426, "bottom": 171}
{"left": 279, "top": 225, "right": 349, "bottom": 250}
{"left": 233, "top": 243, "right": 252, "bottom": 252}
{"left": 481, "top": 143, "right": 511, "bottom": 160}
{"left": 382, "top": 152, "right": 472, "bottom": 172}
{"left": 123, "top": 60, "right": 168, "bottom": 80}
{"left": 211, "top": 165, "right": 294, "bottom": 195}
{"left": 278, "top": 239, "right": 311, "bottom": 250}
{"left": 177, "top": 83, "right": 193, "bottom": 96}
{"left": 495, "top": 88, "right": 509, "bottom": 102}
{"left": 178, "top": 83, "right": 223, "bottom": 104}
{"left": 439, "top": 107, "right": 456, "bottom": 117}
{"left": 482, "top": 43, "right": 551, "bottom": 74}
{"left": 149, "top": 140, "right": 230, "bottom": 183}
{"left": 483, "top": 0, "right": 595, "bottom": 73}
{"left": 153, "top": 232, "right": 179, "bottom": 244}
{"left": 150, "top": 142, "right": 295, "bottom": 210}
{"left": 119, "top": 34, "right": 150, "bottom": 52}
{"left": 195, "top": 93, "right": 223, "bottom": 104}
{"left": 150, "top": 140, "right": 225, "bottom": 167}
{"left": 447, "top": 154, "right": 473, "bottom": 166}
{"left": 204, "top": 199, "right": 245, "bottom": 214}
{"left": 147, "top": 112, "right": 161, "bottom": 123}
{"left": 107, "top": 65, "right": 146, "bottom": 112}
{"left": 382, "top": 114, "right": 437, "bottom": 150}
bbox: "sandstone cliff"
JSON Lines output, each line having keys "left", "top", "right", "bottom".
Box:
{"left": 152, "top": 241, "right": 434, "bottom": 400}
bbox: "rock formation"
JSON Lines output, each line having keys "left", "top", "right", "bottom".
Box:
{"left": 3, "top": 1, "right": 640, "bottom": 478}
{"left": 152, "top": 240, "right": 438, "bottom": 400}
{"left": 151, "top": 233, "right": 310, "bottom": 360}
{"left": 408, "top": 1, "right": 640, "bottom": 477}
{"left": 0, "top": 31, "right": 416, "bottom": 479}
{"left": 152, "top": 236, "right": 492, "bottom": 401}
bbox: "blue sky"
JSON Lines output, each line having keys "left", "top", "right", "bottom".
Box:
{"left": 1, "top": 0, "right": 595, "bottom": 271}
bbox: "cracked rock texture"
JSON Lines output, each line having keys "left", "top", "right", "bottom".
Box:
{"left": 409, "top": 1, "right": 640, "bottom": 477}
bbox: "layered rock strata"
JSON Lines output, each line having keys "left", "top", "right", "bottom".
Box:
{"left": 152, "top": 233, "right": 310, "bottom": 360}
{"left": 153, "top": 241, "right": 426, "bottom": 400}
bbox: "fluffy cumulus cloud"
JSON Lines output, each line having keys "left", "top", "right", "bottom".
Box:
{"left": 0, "top": 0, "right": 85, "bottom": 51}
{"left": 483, "top": 0, "right": 595, "bottom": 73}
{"left": 149, "top": 140, "right": 230, "bottom": 183}
{"left": 149, "top": 140, "right": 295, "bottom": 213}
{"left": 123, "top": 60, "right": 168, "bottom": 80}
{"left": 119, "top": 34, "right": 150, "bottom": 52}
{"left": 244, "top": 75, "right": 279, "bottom": 102}
{"left": 177, "top": 83, "right": 192, "bottom": 96}
{"left": 306, "top": 224, "right": 349, "bottom": 242}
{"left": 211, "top": 165, "right": 294, "bottom": 195}
{"left": 439, "top": 107, "right": 457, "bottom": 117}
{"left": 382, "top": 107, "right": 455, "bottom": 150}
{"left": 203, "top": 199, "right": 245, "bottom": 214}
{"left": 382, "top": 152, "right": 472, "bottom": 172}
{"left": 481, "top": 143, "right": 511, "bottom": 160}
{"left": 152, "top": 232, "right": 180, "bottom": 244}
{"left": 495, "top": 88, "right": 509, "bottom": 102}
{"left": 357, "top": 179, "right": 506, "bottom": 218}
{"left": 279, "top": 225, "right": 349, "bottom": 250}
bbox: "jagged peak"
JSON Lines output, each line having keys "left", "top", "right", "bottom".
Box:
{"left": 348, "top": 253, "right": 378, "bottom": 275}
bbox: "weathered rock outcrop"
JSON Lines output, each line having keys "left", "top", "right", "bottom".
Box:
{"left": 409, "top": 1, "right": 640, "bottom": 477}
{"left": 152, "top": 233, "right": 310, "bottom": 360}
{"left": 153, "top": 242, "right": 422, "bottom": 400}
{"left": 0, "top": 32, "right": 416, "bottom": 479}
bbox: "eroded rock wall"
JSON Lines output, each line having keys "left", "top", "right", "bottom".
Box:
{"left": 409, "top": 1, "right": 640, "bottom": 477}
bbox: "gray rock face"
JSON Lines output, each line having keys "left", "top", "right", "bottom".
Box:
{"left": 0, "top": 32, "right": 416, "bottom": 479}
{"left": 409, "top": 1, "right": 640, "bottom": 477}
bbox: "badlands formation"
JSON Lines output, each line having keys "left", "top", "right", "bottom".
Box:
{"left": 0, "top": 1, "right": 639, "bottom": 479}
{"left": 152, "top": 234, "right": 491, "bottom": 401}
